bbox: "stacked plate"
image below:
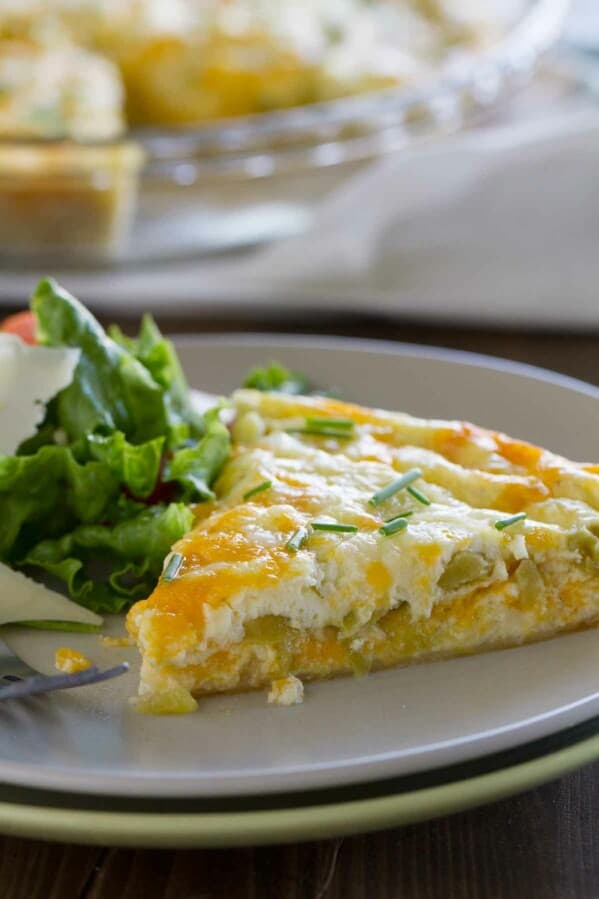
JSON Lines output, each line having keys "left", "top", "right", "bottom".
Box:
{"left": 1, "top": 336, "right": 598, "bottom": 848}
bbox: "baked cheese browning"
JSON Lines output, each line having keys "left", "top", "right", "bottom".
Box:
{"left": 0, "top": 1, "right": 497, "bottom": 127}
{"left": 126, "top": 390, "right": 599, "bottom": 711}
{"left": 233, "top": 390, "right": 599, "bottom": 507}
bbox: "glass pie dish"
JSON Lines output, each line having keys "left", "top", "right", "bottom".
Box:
{"left": 0, "top": 0, "right": 570, "bottom": 268}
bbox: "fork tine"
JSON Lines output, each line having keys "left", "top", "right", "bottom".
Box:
{"left": 0, "top": 663, "right": 129, "bottom": 702}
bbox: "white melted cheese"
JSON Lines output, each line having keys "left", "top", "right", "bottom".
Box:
{"left": 0, "top": 333, "right": 79, "bottom": 455}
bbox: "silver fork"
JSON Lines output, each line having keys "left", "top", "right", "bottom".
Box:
{"left": 0, "top": 662, "right": 129, "bottom": 701}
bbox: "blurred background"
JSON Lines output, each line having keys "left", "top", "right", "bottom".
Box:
{"left": 0, "top": 0, "right": 597, "bottom": 329}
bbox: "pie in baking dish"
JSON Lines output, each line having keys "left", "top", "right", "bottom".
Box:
{"left": 126, "top": 390, "right": 599, "bottom": 712}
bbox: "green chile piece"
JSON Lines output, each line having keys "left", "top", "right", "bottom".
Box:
{"left": 244, "top": 615, "right": 295, "bottom": 674}
{"left": 348, "top": 651, "right": 372, "bottom": 677}
{"left": 341, "top": 609, "right": 361, "bottom": 636}
{"left": 438, "top": 551, "right": 493, "bottom": 591}
{"left": 515, "top": 559, "right": 544, "bottom": 603}
{"left": 568, "top": 527, "right": 599, "bottom": 565}
{"left": 244, "top": 615, "right": 293, "bottom": 643}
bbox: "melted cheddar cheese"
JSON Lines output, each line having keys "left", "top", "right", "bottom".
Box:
{"left": 126, "top": 390, "right": 599, "bottom": 712}
{"left": 54, "top": 647, "right": 92, "bottom": 674}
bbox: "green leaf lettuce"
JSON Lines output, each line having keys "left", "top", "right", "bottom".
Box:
{"left": 0, "top": 278, "right": 232, "bottom": 612}
{"left": 33, "top": 278, "right": 170, "bottom": 444}
{"left": 24, "top": 504, "right": 195, "bottom": 613}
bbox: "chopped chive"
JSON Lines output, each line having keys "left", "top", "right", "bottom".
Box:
{"left": 243, "top": 480, "right": 272, "bottom": 501}
{"left": 385, "top": 510, "right": 413, "bottom": 522}
{"left": 286, "top": 526, "right": 309, "bottom": 553}
{"left": 369, "top": 468, "right": 423, "bottom": 507}
{"left": 379, "top": 516, "right": 410, "bottom": 537}
{"left": 407, "top": 485, "right": 431, "bottom": 506}
{"left": 495, "top": 513, "right": 527, "bottom": 531}
{"left": 312, "top": 522, "right": 359, "bottom": 533}
{"left": 305, "top": 417, "right": 355, "bottom": 431}
{"left": 287, "top": 426, "right": 353, "bottom": 440}
{"left": 161, "top": 551, "right": 183, "bottom": 582}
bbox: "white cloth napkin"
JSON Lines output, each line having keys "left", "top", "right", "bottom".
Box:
{"left": 7, "top": 57, "right": 599, "bottom": 328}
{"left": 187, "top": 90, "right": 599, "bottom": 327}
{"left": 218, "top": 0, "right": 597, "bottom": 326}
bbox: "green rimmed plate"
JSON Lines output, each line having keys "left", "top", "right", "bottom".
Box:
{"left": 0, "top": 718, "right": 597, "bottom": 847}
{"left": 1, "top": 335, "right": 599, "bottom": 843}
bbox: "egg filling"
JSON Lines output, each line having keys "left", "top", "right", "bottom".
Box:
{"left": 126, "top": 390, "right": 599, "bottom": 711}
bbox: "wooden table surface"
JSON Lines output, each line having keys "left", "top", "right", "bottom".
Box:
{"left": 2, "top": 308, "right": 599, "bottom": 899}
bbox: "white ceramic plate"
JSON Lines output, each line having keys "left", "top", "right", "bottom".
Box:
{"left": 2, "top": 335, "right": 599, "bottom": 800}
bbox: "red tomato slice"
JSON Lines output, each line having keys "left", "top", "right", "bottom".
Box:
{"left": 0, "top": 311, "right": 37, "bottom": 345}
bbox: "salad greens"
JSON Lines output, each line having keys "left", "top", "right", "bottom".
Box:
{"left": 33, "top": 279, "right": 170, "bottom": 445}
{"left": 0, "top": 278, "right": 230, "bottom": 612}
{"left": 243, "top": 362, "right": 310, "bottom": 395}
{"left": 243, "top": 361, "right": 337, "bottom": 399}
{"left": 108, "top": 315, "right": 204, "bottom": 438}
{"left": 0, "top": 278, "right": 311, "bottom": 616}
